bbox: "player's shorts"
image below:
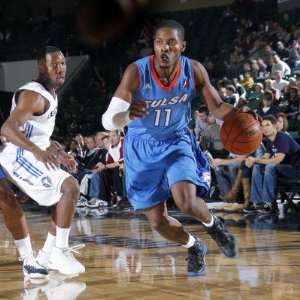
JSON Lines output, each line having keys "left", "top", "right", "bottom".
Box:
{"left": 0, "top": 145, "right": 71, "bottom": 206}
{"left": 124, "top": 129, "right": 211, "bottom": 210}
{"left": 0, "top": 164, "right": 6, "bottom": 180}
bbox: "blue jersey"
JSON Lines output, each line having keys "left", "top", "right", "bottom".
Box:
{"left": 124, "top": 55, "right": 210, "bottom": 210}
{"left": 127, "top": 55, "right": 196, "bottom": 138}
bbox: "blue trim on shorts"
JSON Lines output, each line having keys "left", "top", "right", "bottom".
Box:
{"left": 15, "top": 123, "right": 43, "bottom": 178}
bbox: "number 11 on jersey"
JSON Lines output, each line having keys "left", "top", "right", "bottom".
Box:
{"left": 154, "top": 108, "right": 172, "bottom": 127}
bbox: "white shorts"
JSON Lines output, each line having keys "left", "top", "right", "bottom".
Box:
{"left": 0, "top": 145, "right": 71, "bottom": 206}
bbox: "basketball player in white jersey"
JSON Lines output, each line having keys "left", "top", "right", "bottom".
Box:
{"left": 0, "top": 46, "right": 85, "bottom": 279}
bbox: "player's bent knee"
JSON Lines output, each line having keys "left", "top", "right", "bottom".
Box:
{"left": 176, "top": 198, "right": 195, "bottom": 215}
{"left": 61, "top": 176, "right": 80, "bottom": 203}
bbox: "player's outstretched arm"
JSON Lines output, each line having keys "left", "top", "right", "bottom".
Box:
{"left": 1, "top": 90, "right": 58, "bottom": 169}
{"left": 102, "top": 63, "right": 146, "bottom": 130}
{"left": 192, "top": 60, "right": 236, "bottom": 120}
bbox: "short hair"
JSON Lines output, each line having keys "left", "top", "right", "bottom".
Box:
{"left": 276, "top": 112, "right": 289, "bottom": 131}
{"left": 198, "top": 105, "right": 209, "bottom": 114}
{"left": 263, "top": 90, "right": 274, "bottom": 102}
{"left": 36, "top": 45, "right": 62, "bottom": 62}
{"left": 155, "top": 19, "right": 185, "bottom": 40}
{"left": 262, "top": 115, "right": 277, "bottom": 125}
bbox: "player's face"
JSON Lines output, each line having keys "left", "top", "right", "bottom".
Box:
{"left": 44, "top": 51, "right": 66, "bottom": 88}
{"left": 153, "top": 27, "right": 185, "bottom": 69}
{"left": 261, "top": 120, "right": 276, "bottom": 137}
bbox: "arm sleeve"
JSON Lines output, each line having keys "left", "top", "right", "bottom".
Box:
{"left": 102, "top": 97, "right": 131, "bottom": 130}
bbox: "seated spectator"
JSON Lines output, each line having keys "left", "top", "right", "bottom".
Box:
{"left": 285, "top": 87, "right": 300, "bottom": 119}
{"left": 243, "top": 115, "right": 300, "bottom": 214}
{"left": 241, "top": 72, "right": 255, "bottom": 92}
{"left": 276, "top": 41, "right": 290, "bottom": 62}
{"left": 271, "top": 70, "right": 288, "bottom": 96}
{"left": 212, "top": 155, "right": 246, "bottom": 201}
{"left": 276, "top": 112, "right": 289, "bottom": 133}
{"left": 194, "top": 105, "right": 209, "bottom": 141}
{"left": 101, "top": 130, "right": 125, "bottom": 207}
{"left": 247, "top": 83, "right": 264, "bottom": 110}
{"left": 257, "top": 90, "right": 280, "bottom": 117}
{"left": 200, "top": 114, "right": 227, "bottom": 158}
{"left": 271, "top": 54, "right": 291, "bottom": 78}
{"left": 288, "top": 40, "right": 300, "bottom": 67}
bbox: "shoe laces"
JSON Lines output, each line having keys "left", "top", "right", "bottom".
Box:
{"left": 63, "top": 244, "right": 85, "bottom": 256}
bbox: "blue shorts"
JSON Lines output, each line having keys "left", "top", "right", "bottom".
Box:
{"left": 0, "top": 165, "right": 6, "bottom": 180}
{"left": 124, "top": 130, "right": 210, "bottom": 210}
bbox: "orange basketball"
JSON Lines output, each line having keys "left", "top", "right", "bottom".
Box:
{"left": 220, "top": 111, "right": 262, "bottom": 155}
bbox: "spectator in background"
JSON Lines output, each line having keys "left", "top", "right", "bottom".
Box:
{"left": 244, "top": 115, "right": 300, "bottom": 214}
{"left": 271, "top": 54, "right": 291, "bottom": 78}
{"left": 241, "top": 72, "right": 255, "bottom": 92}
{"left": 288, "top": 40, "right": 300, "bottom": 67}
{"left": 285, "top": 87, "right": 300, "bottom": 119}
{"left": 248, "top": 82, "right": 264, "bottom": 110}
{"left": 276, "top": 41, "right": 290, "bottom": 62}
{"left": 276, "top": 112, "right": 289, "bottom": 133}
{"left": 200, "top": 114, "right": 227, "bottom": 158}
{"left": 271, "top": 70, "right": 288, "bottom": 96}
{"left": 226, "top": 85, "right": 239, "bottom": 106}
{"left": 101, "top": 130, "right": 125, "bottom": 207}
{"left": 194, "top": 105, "right": 209, "bottom": 141}
{"left": 257, "top": 90, "right": 280, "bottom": 117}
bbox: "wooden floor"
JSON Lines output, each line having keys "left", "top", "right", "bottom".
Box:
{"left": 0, "top": 206, "right": 300, "bottom": 300}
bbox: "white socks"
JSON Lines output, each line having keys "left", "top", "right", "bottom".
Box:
{"left": 202, "top": 214, "right": 214, "bottom": 228}
{"left": 56, "top": 227, "right": 71, "bottom": 249}
{"left": 42, "top": 232, "right": 56, "bottom": 253}
{"left": 182, "top": 234, "right": 196, "bottom": 248}
{"left": 15, "top": 235, "right": 33, "bottom": 260}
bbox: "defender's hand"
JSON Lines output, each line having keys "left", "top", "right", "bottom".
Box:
{"left": 32, "top": 148, "right": 59, "bottom": 170}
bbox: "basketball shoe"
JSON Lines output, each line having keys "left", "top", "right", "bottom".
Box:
{"left": 37, "top": 245, "right": 85, "bottom": 276}
{"left": 187, "top": 237, "right": 208, "bottom": 276}
{"left": 206, "top": 216, "right": 239, "bottom": 258}
{"left": 23, "top": 256, "right": 48, "bottom": 279}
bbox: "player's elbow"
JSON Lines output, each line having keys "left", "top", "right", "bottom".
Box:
{"left": 102, "top": 111, "right": 117, "bottom": 131}
{"left": 0, "top": 121, "right": 11, "bottom": 140}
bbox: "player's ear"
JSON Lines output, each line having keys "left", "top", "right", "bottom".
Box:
{"left": 181, "top": 41, "right": 186, "bottom": 52}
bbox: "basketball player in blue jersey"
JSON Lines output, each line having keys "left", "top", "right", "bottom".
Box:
{"left": 103, "top": 20, "right": 239, "bottom": 276}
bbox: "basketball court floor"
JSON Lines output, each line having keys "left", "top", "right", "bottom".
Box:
{"left": 0, "top": 204, "right": 299, "bottom": 300}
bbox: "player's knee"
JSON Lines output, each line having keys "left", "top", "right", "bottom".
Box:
{"left": 61, "top": 177, "right": 80, "bottom": 203}
{"left": 174, "top": 190, "right": 195, "bottom": 215}
{"left": 177, "top": 200, "right": 195, "bottom": 215}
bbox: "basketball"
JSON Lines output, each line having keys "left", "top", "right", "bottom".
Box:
{"left": 220, "top": 111, "right": 262, "bottom": 155}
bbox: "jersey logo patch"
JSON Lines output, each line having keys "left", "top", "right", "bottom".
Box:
{"left": 41, "top": 176, "right": 53, "bottom": 188}
{"left": 144, "top": 83, "right": 151, "bottom": 90}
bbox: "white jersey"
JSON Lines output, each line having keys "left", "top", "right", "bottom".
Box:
{"left": 0, "top": 81, "right": 69, "bottom": 207}
{"left": 9, "top": 81, "right": 58, "bottom": 150}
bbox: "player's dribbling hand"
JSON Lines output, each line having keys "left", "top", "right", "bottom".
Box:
{"left": 129, "top": 101, "right": 147, "bottom": 120}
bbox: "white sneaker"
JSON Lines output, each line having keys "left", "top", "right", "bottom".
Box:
{"left": 36, "top": 249, "right": 51, "bottom": 269}
{"left": 23, "top": 256, "right": 48, "bottom": 279}
{"left": 86, "top": 197, "right": 101, "bottom": 208}
{"left": 76, "top": 196, "right": 88, "bottom": 208}
{"left": 48, "top": 245, "right": 85, "bottom": 276}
